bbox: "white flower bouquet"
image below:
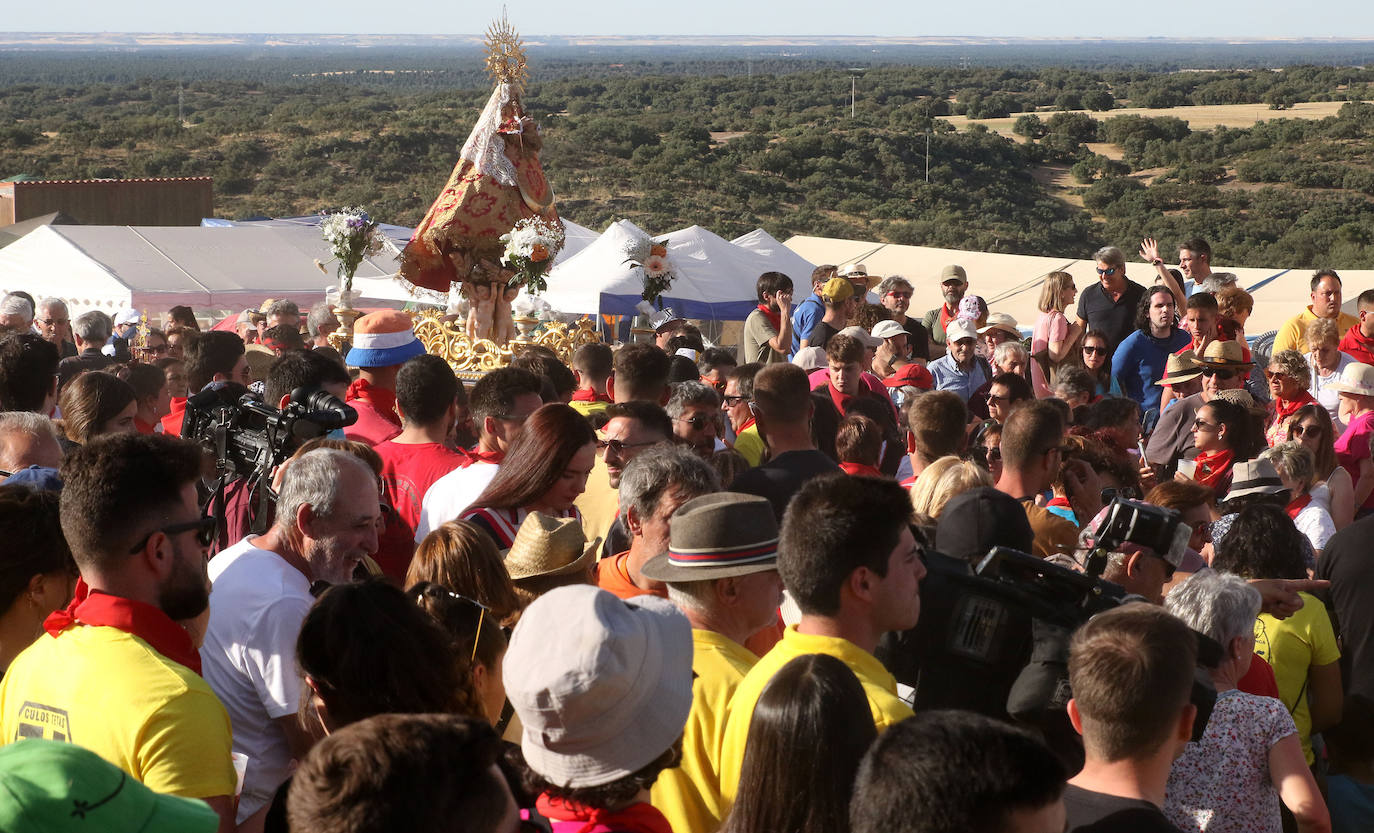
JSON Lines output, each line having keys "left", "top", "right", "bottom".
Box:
{"left": 320, "top": 207, "right": 387, "bottom": 293}
{"left": 501, "top": 217, "right": 565, "bottom": 295}
{"left": 623, "top": 231, "right": 677, "bottom": 306}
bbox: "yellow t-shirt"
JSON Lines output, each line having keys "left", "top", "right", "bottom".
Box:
{"left": 717, "top": 626, "right": 912, "bottom": 806}
{"left": 1273, "top": 308, "right": 1359, "bottom": 355}
{"left": 652, "top": 629, "right": 758, "bottom": 833}
{"left": 0, "top": 625, "right": 236, "bottom": 799}
{"left": 1253, "top": 592, "right": 1341, "bottom": 765}
{"left": 569, "top": 399, "right": 611, "bottom": 419}
{"left": 734, "top": 425, "right": 765, "bottom": 468}
{"left": 574, "top": 456, "right": 620, "bottom": 547}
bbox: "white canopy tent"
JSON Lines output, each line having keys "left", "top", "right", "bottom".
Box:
{"left": 783, "top": 235, "right": 1374, "bottom": 336}
{"left": 0, "top": 224, "right": 421, "bottom": 317}
{"left": 541, "top": 221, "right": 817, "bottom": 320}
{"left": 731, "top": 228, "right": 820, "bottom": 287}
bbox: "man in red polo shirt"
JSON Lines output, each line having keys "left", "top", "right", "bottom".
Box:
{"left": 1340, "top": 289, "right": 1374, "bottom": 365}
{"left": 374, "top": 355, "right": 471, "bottom": 533}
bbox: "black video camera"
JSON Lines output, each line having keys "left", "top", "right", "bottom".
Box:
{"left": 181, "top": 383, "right": 357, "bottom": 479}
{"left": 878, "top": 499, "right": 1219, "bottom": 767}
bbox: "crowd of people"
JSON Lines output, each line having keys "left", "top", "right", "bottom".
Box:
{"left": 1, "top": 235, "right": 1374, "bottom": 833}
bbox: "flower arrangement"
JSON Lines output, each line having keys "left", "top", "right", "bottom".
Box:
{"left": 623, "top": 232, "right": 677, "bottom": 306}
{"left": 320, "top": 207, "right": 387, "bottom": 294}
{"left": 501, "top": 216, "right": 565, "bottom": 295}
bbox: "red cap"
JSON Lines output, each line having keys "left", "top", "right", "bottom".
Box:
{"left": 883, "top": 363, "right": 934, "bottom": 390}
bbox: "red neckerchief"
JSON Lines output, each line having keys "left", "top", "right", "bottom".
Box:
{"left": 1047, "top": 496, "right": 1073, "bottom": 510}
{"left": 1273, "top": 390, "right": 1317, "bottom": 424}
{"left": 133, "top": 416, "right": 158, "bottom": 435}
{"left": 828, "top": 381, "right": 855, "bottom": 415}
{"left": 939, "top": 304, "right": 957, "bottom": 335}
{"left": 44, "top": 581, "right": 202, "bottom": 675}
{"left": 756, "top": 303, "right": 781, "bottom": 333}
{"left": 839, "top": 461, "right": 883, "bottom": 478}
{"left": 468, "top": 448, "right": 505, "bottom": 466}
{"left": 1286, "top": 493, "right": 1313, "bottom": 520}
{"left": 739, "top": 416, "right": 756, "bottom": 434}
{"left": 571, "top": 388, "right": 612, "bottom": 403}
{"left": 535, "top": 795, "right": 672, "bottom": 833}
{"left": 1341, "top": 324, "right": 1374, "bottom": 364}
{"left": 1193, "top": 449, "right": 1235, "bottom": 491}
{"left": 346, "top": 378, "right": 401, "bottom": 427}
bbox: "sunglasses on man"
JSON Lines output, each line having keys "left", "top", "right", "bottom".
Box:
{"left": 127, "top": 516, "right": 217, "bottom": 554}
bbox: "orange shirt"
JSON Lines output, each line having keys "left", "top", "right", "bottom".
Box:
{"left": 595, "top": 551, "right": 668, "bottom": 601}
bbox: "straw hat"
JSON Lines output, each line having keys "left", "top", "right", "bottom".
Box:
{"left": 977, "top": 312, "right": 1020, "bottom": 337}
{"left": 640, "top": 493, "right": 779, "bottom": 582}
{"left": 1156, "top": 350, "right": 1203, "bottom": 386}
{"left": 503, "top": 512, "right": 601, "bottom": 582}
{"left": 1326, "top": 362, "right": 1374, "bottom": 398}
{"left": 1210, "top": 388, "right": 1257, "bottom": 409}
{"left": 838, "top": 262, "right": 875, "bottom": 288}
{"left": 1195, "top": 339, "right": 1253, "bottom": 369}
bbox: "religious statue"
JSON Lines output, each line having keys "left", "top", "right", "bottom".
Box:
{"left": 398, "top": 14, "right": 560, "bottom": 315}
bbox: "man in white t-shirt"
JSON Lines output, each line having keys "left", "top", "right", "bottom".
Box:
{"left": 414, "top": 367, "right": 543, "bottom": 542}
{"left": 200, "top": 448, "right": 381, "bottom": 826}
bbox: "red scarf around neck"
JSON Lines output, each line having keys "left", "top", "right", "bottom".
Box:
{"left": 838, "top": 461, "right": 883, "bottom": 478}
{"left": 44, "top": 581, "right": 203, "bottom": 675}
{"left": 571, "top": 388, "right": 612, "bottom": 404}
{"left": 1286, "top": 493, "right": 1313, "bottom": 520}
{"left": 468, "top": 448, "right": 505, "bottom": 466}
{"left": 1192, "top": 449, "right": 1235, "bottom": 491}
{"left": 535, "top": 795, "right": 672, "bottom": 833}
{"left": 756, "top": 304, "right": 782, "bottom": 333}
{"left": 1273, "top": 390, "right": 1317, "bottom": 424}
{"left": 828, "top": 381, "right": 856, "bottom": 415}
{"left": 346, "top": 377, "right": 401, "bottom": 427}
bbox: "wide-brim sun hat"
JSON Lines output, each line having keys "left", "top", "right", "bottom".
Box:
{"left": 1156, "top": 350, "right": 1203, "bottom": 386}
{"left": 641, "top": 493, "right": 779, "bottom": 583}
{"left": 977, "top": 312, "right": 1020, "bottom": 337}
{"left": 504, "top": 585, "right": 693, "bottom": 788}
{"left": 1195, "top": 339, "right": 1253, "bottom": 369}
{"left": 503, "top": 512, "right": 602, "bottom": 581}
{"left": 1326, "top": 361, "right": 1374, "bottom": 398}
{"left": 838, "top": 262, "right": 875, "bottom": 288}
{"left": 1226, "top": 458, "right": 1289, "bottom": 500}
{"left": 346, "top": 310, "right": 427, "bottom": 368}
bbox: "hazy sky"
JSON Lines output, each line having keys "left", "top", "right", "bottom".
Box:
{"left": 5, "top": 0, "right": 1373, "bottom": 38}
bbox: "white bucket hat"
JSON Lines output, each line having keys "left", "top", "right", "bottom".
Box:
{"left": 503, "top": 585, "right": 693, "bottom": 788}
{"left": 1327, "top": 362, "right": 1374, "bottom": 398}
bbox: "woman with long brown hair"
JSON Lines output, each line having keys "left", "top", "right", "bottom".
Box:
{"left": 1285, "top": 403, "right": 1355, "bottom": 530}
{"left": 461, "top": 403, "right": 597, "bottom": 548}
{"left": 408, "top": 519, "right": 522, "bottom": 627}
{"left": 57, "top": 371, "right": 137, "bottom": 449}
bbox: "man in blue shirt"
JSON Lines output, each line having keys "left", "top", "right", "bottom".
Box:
{"left": 1111, "top": 286, "right": 1190, "bottom": 415}
{"left": 929, "top": 319, "right": 989, "bottom": 402}
{"left": 790, "top": 265, "right": 835, "bottom": 357}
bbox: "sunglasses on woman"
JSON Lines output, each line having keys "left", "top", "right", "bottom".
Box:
{"left": 1082, "top": 345, "right": 1107, "bottom": 355}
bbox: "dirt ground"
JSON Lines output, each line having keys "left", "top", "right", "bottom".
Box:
{"left": 944, "top": 100, "right": 1360, "bottom": 136}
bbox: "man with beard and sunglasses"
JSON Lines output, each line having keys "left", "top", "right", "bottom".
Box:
{"left": 200, "top": 448, "right": 381, "bottom": 829}
{"left": 0, "top": 433, "right": 238, "bottom": 833}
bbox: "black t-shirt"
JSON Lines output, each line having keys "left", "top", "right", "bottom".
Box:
{"left": 1315, "top": 514, "right": 1374, "bottom": 702}
{"left": 729, "top": 449, "right": 840, "bottom": 522}
{"left": 1076, "top": 279, "right": 1147, "bottom": 354}
{"left": 901, "top": 317, "right": 931, "bottom": 360}
{"left": 1063, "top": 785, "right": 1183, "bottom": 833}
{"left": 807, "top": 320, "right": 841, "bottom": 351}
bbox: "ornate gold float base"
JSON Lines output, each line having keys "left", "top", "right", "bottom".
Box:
{"left": 410, "top": 309, "right": 601, "bottom": 379}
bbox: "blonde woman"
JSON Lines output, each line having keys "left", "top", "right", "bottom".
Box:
{"left": 1031, "top": 271, "right": 1082, "bottom": 398}
{"left": 1261, "top": 441, "right": 1337, "bottom": 555}
{"left": 909, "top": 455, "right": 993, "bottom": 523}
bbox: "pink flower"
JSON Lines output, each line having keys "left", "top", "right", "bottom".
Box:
{"left": 644, "top": 254, "right": 668, "bottom": 277}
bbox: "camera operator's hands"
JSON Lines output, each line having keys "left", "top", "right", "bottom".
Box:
{"left": 1062, "top": 458, "right": 1103, "bottom": 523}
{"left": 1252, "top": 578, "right": 1331, "bottom": 620}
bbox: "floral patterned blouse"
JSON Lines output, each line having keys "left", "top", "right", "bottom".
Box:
{"left": 1164, "top": 688, "right": 1297, "bottom": 833}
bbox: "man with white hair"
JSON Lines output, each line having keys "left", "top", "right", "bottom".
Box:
{"left": 66, "top": 309, "right": 115, "bottom": 373}
{"left": 1076, "top": 245, "right": 1147, "bottom": 355}
{"left": 200, "top": 448, "right": 381, "bottom": 827}
{"left": 32, "top": 298, "right": 77, "bottom": 357}
{"left": 0, "top": 411, "right": 62, "bottom": 476}
{"left": 0, "top": 295, "right": 33, "bottom": 335}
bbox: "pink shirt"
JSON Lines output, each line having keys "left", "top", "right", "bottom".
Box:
{"left": 1335, "top": 410, "right": 1374, "bottom": 509}
{"left": 1031, "top": 310, "right": 1068, "bottom": 398}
